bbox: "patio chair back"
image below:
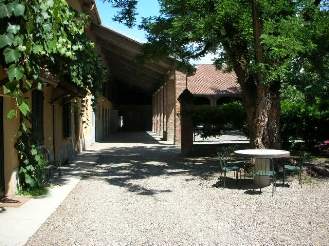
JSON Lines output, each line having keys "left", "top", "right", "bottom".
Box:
{"left": 217, "top": 153, "right": 226, "bottom": 172}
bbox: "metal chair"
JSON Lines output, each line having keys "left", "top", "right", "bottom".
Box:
{"left": 217, "top": 152, "right": 244, "bottom": 188}
{"left": 283, "top": 155, "right": 305, "bottom": 187}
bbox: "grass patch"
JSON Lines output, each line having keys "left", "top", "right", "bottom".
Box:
{"left": 17, "top": 186, "right": 49, "bottom": 197}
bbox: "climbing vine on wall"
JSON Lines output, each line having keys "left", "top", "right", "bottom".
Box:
{"left": 0, "top": 0, "right": 107, "bottom": 190}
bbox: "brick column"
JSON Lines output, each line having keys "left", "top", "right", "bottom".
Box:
{"left": 175, "top": 71, "right": 187, "bottom": 144}
{"left": 177, "top": 89, "right": 194, "bottom": 155}
{"left": 156, "top": 90, "right": 161, "bottom": 135}
{"left": 155, "top": 91, "right": 158, "bottom": 134}
{"left": 152, "top": 94, "right": 155, "bottom": 132}
{"left": 166, "top": 78, "right": 176, "bottom": 143}
{"left": 163, "top": 83, "right": 167, "bottom": 140}
{"left": 159, "top": 86, "right": 163, "bottom": 137}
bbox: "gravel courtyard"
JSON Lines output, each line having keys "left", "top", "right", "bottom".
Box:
{"left": 27, "top": 132, "right": 329, "bottom": 245}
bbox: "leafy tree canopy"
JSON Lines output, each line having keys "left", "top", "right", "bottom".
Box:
{"left": 109, "top": 0, "right": 329, "bottom": 148}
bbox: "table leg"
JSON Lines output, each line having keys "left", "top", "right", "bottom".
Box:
{"left": 254, "top": 158, "right": 271, "bottom": 187}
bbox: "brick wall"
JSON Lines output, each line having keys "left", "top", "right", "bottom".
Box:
{"left": 151, "top": 69, "right": 187, "bottom": 145}
{"left": 175, "top": 70, "right": 187, "bottom": 145}
{"left": 165, "top": 76, "right": 176, "bottom": 143}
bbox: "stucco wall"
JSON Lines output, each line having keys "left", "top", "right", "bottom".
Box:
{"left": 3, "top": 96, "right": 20, "bottom": 195}
{"left": 79, "top": 94, "right": 96, "bottom": 150}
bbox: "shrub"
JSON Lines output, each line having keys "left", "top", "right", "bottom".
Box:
{"left": 281, "top": 85, "right": 329, "bottom": 150}
{"left": 192, "top": 101, "right": 246, "bottom": 138}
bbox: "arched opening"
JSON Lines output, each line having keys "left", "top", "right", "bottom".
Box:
{"left": 193, "top": 96, "right": 211, "bottom": 105}
{"left": 216, "top": 96, "right": 241, "bottom": 105}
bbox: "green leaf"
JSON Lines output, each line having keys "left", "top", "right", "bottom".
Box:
{"left": 7, "top": 109, "right": 17, "bottom": 119}
{"left": 13, "top": 34, "right": 23, "bottom": 46}
{"left": 18, "top": 101, "right": 30, "bottom": 116}
{"left": 25, "top": 174, "right": 36, "bottom": 187}
{"left": 11, "top": 3, "right": 25, "bottom": 16}
{"left": 0, "top": 33, "right": 14, "bottom": 49}
{"left": 31, "top": 148, "right": 37, "bottom": 156}
{"left": 0, "top": 4, "right": 11, "bottom": 18}
{"left": 37, "top": 82, "right": 42, "bottom": 90}
{"left": 21, "top": 121, "right": 28, "bottom": 132}
{"left": 32, "top": 44, "right": 43, "bottom": 54}
{"left": 26, "top": 165, "right": 35, "bottom": 171}
{"left": 7, "top": 24, "right": 20, "bottom": 34}
{"left": 8, "top": 64, "right": 24, "bottom": 81}
{"left": 46, "top": 39, "right": 57, "bottom": 52}
{"left": 3, "top": 85, "right": 10, "bottom": 94}
{"left": 4, "top": 48, "right": 21, "bottom": 64}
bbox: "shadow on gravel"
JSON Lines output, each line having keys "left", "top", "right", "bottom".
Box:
{"left": 212, "top": 177, "right": 255, "bottom": 190}
{"left": 92, "top": 144, "right": 223, "bottom": 196}
{"left": 49, "top": 132, "right": 257, "bottom": 196}
{"left": 99, "top": 132, "right": 167, "bottom": 145}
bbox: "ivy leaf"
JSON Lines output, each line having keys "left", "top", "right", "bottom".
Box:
{"left": 21, "top": 121, "right": 28, "bottom": 132}
{"left": 13, "top": 34, "right": 23, "bottom": 46}
{"left": 3, "top": 85, "right": 10, "bottom": 94}
{"left": 0, "top": 33, "right": 14, "bottom": 49}
{"left": 32, "top": 44, "right": 43, "bottom": 54}
{"left": 7, "top": 24, "right": 20, "bottom": 34}
{"left": 18, "top": 101, "right": 30, "bottom": 116}
{"left": 4, "top": 48, "right": 21, "bottom": 64}
{"left": 0, "top": 4, "right": 11, "bottom": 18}
{"left": 11, "top": 3, "right": 25, "bottom": 16}
{"left": 31, "top": 148, "right": 37, "bottom": 156}
{"left": 25, "top": 174, "right": 36, "bottom": 188}
{"left": 35, "top": 155, "right": 41, "bottom": 162}
{"left": 7, "top": 109, "right": 17, "bottom": 119}
{"left": 8, "top": 64, "right": 24, "bottom": 81}
{"left": 46, "top": 39, "right": 57, "bottom": 52}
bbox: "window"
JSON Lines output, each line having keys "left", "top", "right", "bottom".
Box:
{"left": 63, "top": 102, "right": 71, "bottom": 138}
{"left": 32, "top": 90, "right": 44, "bottom": 145}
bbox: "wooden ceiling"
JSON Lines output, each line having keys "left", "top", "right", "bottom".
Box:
{"left": 92, "top": 25, "right": 173, "bottom": 92}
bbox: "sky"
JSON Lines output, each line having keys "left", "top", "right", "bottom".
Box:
{"left": 95, "top": 0, "right": 215, "bottom": 64}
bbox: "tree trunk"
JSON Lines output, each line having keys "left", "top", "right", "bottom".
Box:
{"left": 241, "top": 82, "right": 281, "bottom": 149}
{"left": 245, "top": 0, "right": 281, "bottom": 148}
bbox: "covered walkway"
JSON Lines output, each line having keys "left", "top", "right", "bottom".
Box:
{"left": 25, "top": 132, "right": 329, "bottom": 245}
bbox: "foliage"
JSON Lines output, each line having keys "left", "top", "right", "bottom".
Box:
{"left": 15, "top": 132, "right": 47, "bottom": 190}
{"left": 0, "top": 0, "right": 107, "bottom": 190}
{"left": 17, "top": 186, "right": 49, "bottom": 197}
{"left": 281, "top": 85, "right": 329, "bottom": 150}
{"left": 105, "top": 0, "right": 138, "bottom": 28}
{"left": 192, "top": 101, "right": 246, "bottom": 138}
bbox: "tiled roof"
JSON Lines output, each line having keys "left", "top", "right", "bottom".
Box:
{"left": 187, "top": 64, "right": 240, "bottom": 96}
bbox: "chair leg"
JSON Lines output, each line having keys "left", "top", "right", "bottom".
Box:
{"left": 299, "top": 170, "right": 302, "bottom": 188}
{"left": 224, "top": 171, "right": 226, "bottom": 188}
{"left": 235, "top": 171, "right": 238, "bottom": 184}
{"left": 272, "top": 175, "right": 276, "bottom": 196}
{"left": 252, "top": 168, "right": 256, "bottom": 192}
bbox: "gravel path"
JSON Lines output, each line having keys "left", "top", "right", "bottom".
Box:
{"left": 26, "top": 132, "right": 329, "bottom": 245}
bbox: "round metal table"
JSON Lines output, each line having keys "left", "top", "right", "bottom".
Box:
{"left": 234, "top": 149, "right": 290, "bottom": 187}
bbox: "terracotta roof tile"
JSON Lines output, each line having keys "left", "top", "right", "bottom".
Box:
{"left": 187, "top": 64, "right": 240, "bottom": 96}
